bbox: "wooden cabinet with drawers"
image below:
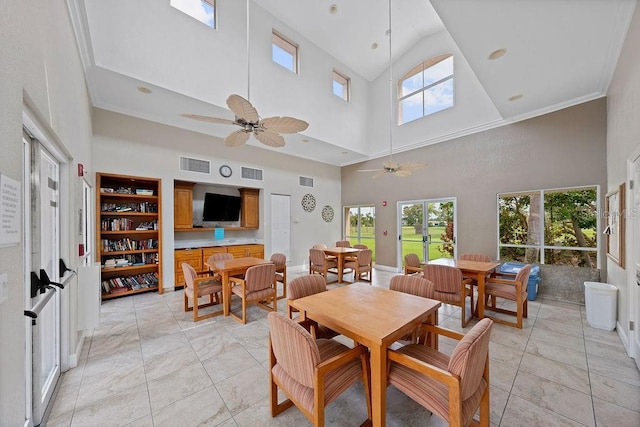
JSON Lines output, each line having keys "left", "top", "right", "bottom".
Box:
{"left": 174, "top": 244, "right": 264, "bottom": 288}
{"left": 174, "top": 249, "right": 203, "bottom": 288}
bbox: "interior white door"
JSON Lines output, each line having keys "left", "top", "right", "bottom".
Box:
{"left": 630, "top": 155, "right": 640, "bottom": 371}
{"left": 270, "top": 194, "right": 291, "bottom": 261}
{"left": 25, "top": 139, "right": 62, "bottom": 425}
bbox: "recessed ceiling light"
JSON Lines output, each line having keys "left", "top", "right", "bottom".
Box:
{"left": 137, "top": 86, "right": 152, "bottom": 94}
{"left": 509, "top": 94, "right": 523, "bottom": 102}
{"left": 371, "top": 42, "right": 378, "bottom": 50}
{"left": 488, "top": 48, "right": 507, "bottom": 60}
{"left": 329, "top": 4, "right": 338, "bottom": 14}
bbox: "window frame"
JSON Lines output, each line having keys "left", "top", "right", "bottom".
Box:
{"left": 398, "top": 54, "right": 454, "bottom": 125}
{"left": 272, "top": 30, "right": 299, "bottom": 74}
{"left": 343, "top": 205, "right": 376, "bottom": 260}
{"left": 332, "top": 69, "right": 350, "bottom": 101}
{"left": 497, "top": 185, "right": 601, "bottom": 268}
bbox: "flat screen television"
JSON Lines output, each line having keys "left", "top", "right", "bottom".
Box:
{"left": 202, "top": 193, "right": 241, "bottom": 222}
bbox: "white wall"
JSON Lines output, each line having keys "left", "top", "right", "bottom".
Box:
{"left": 606, "top": 2, "right": 640, "bottom": 347}
{"left": 83, "top": 0, "right": 370, "bottom": 153}
{"left": 92, "top": 109, "right": 343, "bottom": 290}
{"left": 0, "top": 0, "right": 94, "bottom": 424}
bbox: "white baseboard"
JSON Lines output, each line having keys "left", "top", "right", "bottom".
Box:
{"left": 68, "top": 332, "right": 87, "bottom": 369}
{"left": 617, "top": 320, "right": 631, "bottom": 356}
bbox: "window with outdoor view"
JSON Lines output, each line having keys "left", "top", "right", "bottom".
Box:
{"left": 170, "top": 0, "right": 216, "bottom": 28}
{"left": 498, "top": 186, "right": 599, "bottom": 267}
{"left": 333, "top": 69, "right": 350, "bottom": 101}
{"left": 272, "top": 31, "right": 298, "bottom": 73}
{"left": 398, "top": 54, "right": 454, "bottom": 125}
{"left": 344, "top": 205, "right": 375, "bottom": 261}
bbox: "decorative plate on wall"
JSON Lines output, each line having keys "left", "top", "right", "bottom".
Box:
{"left": 301, "top": 193, "right": 316, "bottom": 212}
{"left": 321, "top": 205, "right": 334, "bottom": 222}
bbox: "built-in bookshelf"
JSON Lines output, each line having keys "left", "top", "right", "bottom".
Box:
{"left": 96, "top": 172, "right": 162, "bottom": 299}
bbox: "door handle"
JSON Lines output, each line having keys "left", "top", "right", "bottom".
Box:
{"left": 40, "top": 269, "right": 65, "bottom": 290}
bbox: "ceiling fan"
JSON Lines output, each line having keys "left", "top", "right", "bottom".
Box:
{"left": 179, "top": 0, "right": 308, "bottom": 148}
{"left": 359, "top": 0, "right": 426, "bottom": 178}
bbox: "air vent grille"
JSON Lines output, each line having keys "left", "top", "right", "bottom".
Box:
{"left": 179, "top": 156, "right": 210, "bottom": 174}
{"left": 299, "top": 176, "right": 314, "bottom": 187}
{"left": 241, "top": 167, "right": 263, "bottom": 181}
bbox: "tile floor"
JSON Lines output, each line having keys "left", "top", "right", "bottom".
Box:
{"left": 46, "top": 268, "right": 640, "bottom": 426}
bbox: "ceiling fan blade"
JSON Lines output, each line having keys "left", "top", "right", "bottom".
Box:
{"left": 227, "top": 94, "right": 259, "bottom": 123}
{"left": 225, "top": 130, "right": 250, "bottom": 147}
{"left": 399, "top": 162, "right": 427, "bottom": 171}
{"left": 261, "top": 116, "right": 309, "bottom": 134}
{"left": 393, "top": 169, "right": 413, "bottom": 177}
{"left": 357, "top": 168, "right": 385, "bottom": 172}
{"left": 254, "top": 130, "right": 285, "bottom": 147}
{"left": 179, "top": 113, "right": 235, "bottom": 125}
{"left": 371, "top": 170, "right": 388, "bottom": 179}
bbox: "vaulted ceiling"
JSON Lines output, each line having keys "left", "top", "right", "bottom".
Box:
{"left": 68, "top": 0, "right": 636, "bottom": 166}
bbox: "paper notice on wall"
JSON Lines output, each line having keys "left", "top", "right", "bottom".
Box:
{"left": 0, "top": 173, "right": 20, "bottom": 247}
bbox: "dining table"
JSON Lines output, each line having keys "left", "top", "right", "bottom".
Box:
{"left": 290, "top": 282, "right": 441, "bottom": 427}
{"left": 322, "top": 246, "right": 360, "bottom": 283}
{"left": 428, "top": 257, "right": 500, "bottom": 319}
{"left": 204, "top": 257, "right": 272, "bottom": 316}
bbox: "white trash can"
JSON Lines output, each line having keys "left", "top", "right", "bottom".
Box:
{"left": 584, "top": 282, "right": 617, "bottom": 331}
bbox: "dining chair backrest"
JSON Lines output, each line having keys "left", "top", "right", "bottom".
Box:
{"left": 404, "top": 253, "right": 421, "bottom": 268}
{"left": 422, "top": 264, "right": 464, "bottom": 300}
{"left": 182, "top": 262, "right": 198, "bottom": 290}
{"left": 244, "top": 263, "right": 277, "bottom": 292}
{"left": 270, "top": 252, "right": 286, "bottom": 267}
{"left": 459, "top": 253, "right": 491, "bottom": 262}
{"left": 389, "top": 275, "right": 434, "bottom": 299}
{"left": 356, "top": 249, "right": 372, "bottom": 267}
{"left": 312, "top": 243, "right": 327, "bottom": 250}
{"left": 353, "top": 244, "right": 368, "bottom": 250}
{"left": 207, "top": 252, "right": 233, "bottom": 264}
{"left": 514, "top": 264, "right": 532, "bottom": 296}
{"left": 449, "top": 318, "right": 493, "bottom": 400}
{"left": 309, "top": 248, "right": 327, "bottom": 267}
{"left": 335, "top": 240, "right": 351, "bottom": 247}
{"left": 288, "top": 274, "right": 327, "bottom": 301}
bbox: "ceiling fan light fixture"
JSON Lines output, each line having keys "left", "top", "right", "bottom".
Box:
{"left": 488, "top": 48, "right": 507, "bottom": 60}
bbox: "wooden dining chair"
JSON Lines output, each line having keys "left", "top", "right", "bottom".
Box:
{"left": 335, "top": 240, "right": 351, "bottom": 247}
{"left": 228, "top": 263, "right": 277, "bottom": 324}
{"left": 309, "top": 248, "right": 338, "bottom": 284}
{"left": 422, "top": 264, "right": 474, "bottom": 328}
{"left": 287, "top": 275, "right": 338, "bottom": 339}
{"left": 181, "top": 262, "right": 223, "bottom": 322}
{"left": 389, "top": 274, "right": 436, "bottom": 344}
{"left": 344, "top": 249, "right": 373, "bottom": 282}
{"left": 268, "top": 312, "right": 371, "bottom": 427}
{"left": 270, "top": 252, "right": 287, "bottom": 299}
{"left": 483, "top": 264, "right": 531, "bottom": 329}
{"left": 404, "top": 253, "right": 423, "bottom": 275}
{"left": 387, "top": 318, "right": 493, "bottom": 427}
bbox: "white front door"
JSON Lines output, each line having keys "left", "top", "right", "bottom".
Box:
{"left": 629, "top": 154, "right": 640, "bottom": 371}
{"left": 24, "top": 136, "right": 62, "bottom": 425}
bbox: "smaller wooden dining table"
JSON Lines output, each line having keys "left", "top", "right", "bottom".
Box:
{"left": 204, "top": 257, "right": 272, "bottom": 316}
{"left": 322, "top": 247, "right": 360, "bottom": 283}
{"left": 290, "top": 283, "right": 441, "bottom": 427}
{"left": 428, "top": 258, "right": 500, "bottom": 319}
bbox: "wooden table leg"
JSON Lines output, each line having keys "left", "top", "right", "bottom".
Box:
{"left": 222, "top": 272, "right": 230, "bottom": 316}
{"left": 337, "top": 254, "right": 344, "bottom": 283}
{"left": 370, "top": 345, "right": 386, "bottom": 427}
{"left": 477, "top": 272, "right": 485, "bottom": 319}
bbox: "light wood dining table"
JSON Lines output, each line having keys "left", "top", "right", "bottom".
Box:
{"left": 290, "top": 283, "right": 441, "bottom": 427}
{"left": 428, "top": 257, "right": 500, "bottom": 319}
{"left": 322, "top": 247, "right": 360, "bottom": 283}
{"left": 204, "top": 257, "right": 271, "bottom": 316}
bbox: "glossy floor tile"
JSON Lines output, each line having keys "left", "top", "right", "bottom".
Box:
{"left": 46, "top": 268, "right": 640, "bottom": 426}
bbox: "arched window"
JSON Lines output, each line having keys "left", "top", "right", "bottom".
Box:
{"left": 398, "top": 54, "right": 454, "bottom": 124}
